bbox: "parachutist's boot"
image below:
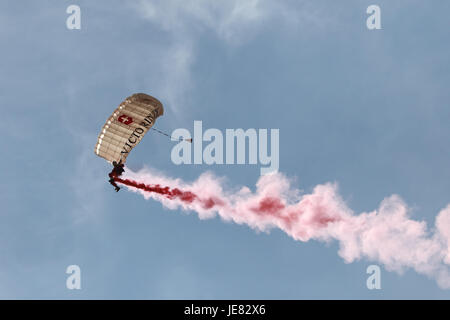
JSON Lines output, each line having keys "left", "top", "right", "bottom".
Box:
{"left": 115, "top": 186, "right": 120, "bottom": 192}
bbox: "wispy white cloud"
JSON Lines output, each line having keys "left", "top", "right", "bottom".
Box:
{"left": 130, "top": 0, "right": 328, "bottom": 113}
{"left": 134, "top": 0, "right": 268, "bottom": 44}
{"left": 158, "top": 41, "right": 195, "bottom": 116}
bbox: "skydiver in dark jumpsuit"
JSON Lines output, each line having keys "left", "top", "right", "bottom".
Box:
{"left": 108, "top": 160, "right": 125, "bottom": 192}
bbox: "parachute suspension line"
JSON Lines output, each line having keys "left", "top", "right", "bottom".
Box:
{"left": 151, "top": 127, "right": 171, "bottom": 138}
{"left": 151, "top": 127, "right": 192, "bottom": 143}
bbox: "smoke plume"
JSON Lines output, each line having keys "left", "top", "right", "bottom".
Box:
{"left": 114, "top": 167, "right": 450, "bottom": 288}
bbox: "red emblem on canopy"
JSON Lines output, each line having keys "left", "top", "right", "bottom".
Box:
{"left": 118, "top": 114, "right": 133, "bottom": 125}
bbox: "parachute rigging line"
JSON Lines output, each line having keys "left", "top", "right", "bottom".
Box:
{"left": 151, "top": 127, "right": 192, "bottom": 143}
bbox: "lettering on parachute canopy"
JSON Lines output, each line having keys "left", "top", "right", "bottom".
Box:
{"left": 121, "top": 109, "right": 160, "bottom": 155}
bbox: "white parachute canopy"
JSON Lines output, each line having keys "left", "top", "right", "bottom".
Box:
{"left": 94, "top": 93, "right": 164, "bottom": 164}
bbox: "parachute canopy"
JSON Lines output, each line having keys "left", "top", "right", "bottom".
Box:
{"left": 94, "top": 93, "right": 164, "bottom": 164}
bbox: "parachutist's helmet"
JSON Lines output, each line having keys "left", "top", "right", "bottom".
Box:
{"left": 112, "top": 161, "right": 118, "bottom": 166}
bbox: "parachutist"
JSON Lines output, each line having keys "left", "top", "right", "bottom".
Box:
{"left": 108, "top": 161, "right": 125, "bottom": 192}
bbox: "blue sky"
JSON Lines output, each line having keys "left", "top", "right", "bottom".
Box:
{"left": 0, "top": 0, "right": 449, "bottom": 299}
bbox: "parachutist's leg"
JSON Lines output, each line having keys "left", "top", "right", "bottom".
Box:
{"left": 108, "top": 174, "right": 121, "bottom": 192}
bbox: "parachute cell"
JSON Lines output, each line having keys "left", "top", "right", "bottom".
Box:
{"left": 94, "top": 93, "right": 164, "bottom": 164}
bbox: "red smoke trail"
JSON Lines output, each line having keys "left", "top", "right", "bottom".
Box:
{"left": 112, "top": 168, "right": 450, "bottom": 289}
{"left": 113, "top": 176, "right": 337, "bottom": 228}
{"left": 113, "top": 176, "right": 225, "bottom": 210}
{"left": 114, "top": 176, "right": 197, "bottom": 203}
